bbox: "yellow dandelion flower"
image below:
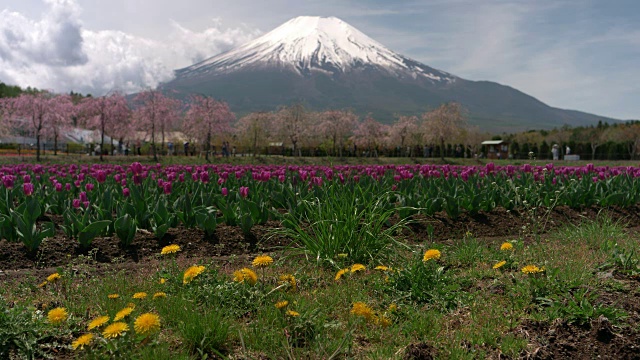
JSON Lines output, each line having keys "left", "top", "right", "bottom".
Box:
{"left": 252, "top": 255, "right": 273, "bottom": 267}
{"left": 493, "top": 261, "right": 507, "bottom": 269}
{"left": 374, "top": 265, "right": 389, "bottom": 271}
{"left": 335, "top": 268, "right": 349, "bottom": 281}
{"left": 423, "top": 249, "right": 441, "bottom": 262}
{"left": 376, "top": 315, "right": 392, "bottom": 327}
{"left": 183, "top": 265, "right": 206, "bottom": 284}
{"left": 160, "top": 244, "right": 181, "bottom": 255}
{"left": 113, "top": 307, "right": 134, "bottom": 321}
{"left": 87, "top": 315, "right": 109, "bottom": 330}
{"left": 158, "top": 278, "right": 167, "bottom": 284}
{"left": 388, "top": 303, "right": 398, "bottom": 312}
{"left": 46, "top": 273, "right": 61, "bottom": 282}
{"left": 133, "top": 292, "right": 147, "bottom": 300}
{"left": 286, "top": 310, "right": 300, "bottom": 317}
{"left": 233, "top": 268, "right": 258, "bottom": 285}
{"left": 275, "top": 300, "right": 289, "bottom": 309}
{"left": 102, "top": 322, "right": 129, "bottom": 339}
{"left": 127, "top": 302, "right": 136, "bottom": 309}
{"left": 521, "top": 265, "right": 543, "bottom": 274}
{"left": 47, "top": 307, "right": 68, "bottom": 325}
{"left": 38, "top": 281, "right": 47, "bottom": 288}
{"left": 500, "top": 242, "right": 514, "bottom": 251}
{"left": 351, "top": 302, "right": 375, "bottom": 321}
{"left": 72, "top": 333, "right": 93, "bottom": 350}
{"left": 108, "top": 293, "right": 119, "bottom": 299}
{"left": 153, "top": 292, "right": 167, "bottom": 299}
{"left": 279, "top": 274, "right": 297, "bottom": 291}
{"left": 134, "top": 313, "right": 161, "bottom": 335}
{"left": 350, "top": 264, "right": 366, "bottom": 273}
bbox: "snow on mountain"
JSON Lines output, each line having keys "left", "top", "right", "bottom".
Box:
{"left": 176, "top": 16, "right": 455, "bottom": 82}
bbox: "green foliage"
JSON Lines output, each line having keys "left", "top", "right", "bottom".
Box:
{"left": 114, "top": 214, "right": 137, "bottom": 247}
{"left": 10, "top": 197, "right": 55, "bottom": 252}
{"left": 176, "top": 310, "right": 230, "bottom": 357}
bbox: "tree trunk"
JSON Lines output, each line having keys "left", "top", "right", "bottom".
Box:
{"left": 152, "top": 124, "right": 157, "bottom": 162}
{"left": 36, "top": 133, "right": 41, "bottom": 162}
{"left": 54, "top": 135, "right": 58, "bottom": 156}
{"left": 205, "top": 131, "right": 211, "bottom": 162}
{"left": 100, "top": 123, "right": 105, "bottom": 162}
{"left": 440, "top": 137, "right": 445, "bottom": 161}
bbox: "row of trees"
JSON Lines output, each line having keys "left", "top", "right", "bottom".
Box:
{"left": 0, "top": 89, "right": 476, "bottom": 161}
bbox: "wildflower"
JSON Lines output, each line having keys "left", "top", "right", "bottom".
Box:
{"left": 102, "top": 322, "right": 129, "bottom": 339}
{"left": 279, "top": 274, "right": 297, "bottom": 291}
{"left": 423, "top": 249, "right": 441, "bottom": 262}
{"left": 286, "top": 310, "right": 300, "bottom": 317}
{"left": 252, "top": 255, "right": 274, "bottom": 268}
{"left": 87, "top": 315, "right": 109, "bottom": 330}
{"left": 158, "top": 278, "right": 167, "bottom": 284}
{"left": 47, "top": 307, "right": 68, "bottom": 325}
{"left": 183, "top": 265, "right": 206, "bottom": 284}
{"left": 376, "top": 315, "right": 392, "bottom": 327}
{"left": 388, "top": 303, "right": 398, "bottom": 312}
{"left": 335, "top": 268, "right": 349, "bottom": 281}
{"left": 493, "top": 261, "right": 507, "bottom": 269}
{"left": 160, "top": 244, "right": 181, "bottom": 255}
{"left": 114, "top": 307, "right": 134, "bottom": 321}
{"left": 133, "top": 292, "right": 147, "bottom": 300}
{"left": 134, "top": 313, "right": 161, "bottom": 335}
{"left": 233, "top": 268, "right": 258, "bottom": 285}
{"left": 350, "top": 264, "right": 366, "bottom": 273}
{"left": 46, "top": 273, "right": 61, "bottom": 282}
{"left": 275, "top": 300, "right": 289, "bottom": 309}
{"left": 153, "top": 292, "right": 167, "bottom": 299}
{"left": 521, "top": 265, "right": 544, "bottom": 274}
{"left": 108, "top": 293, "right": 119, "bottom": 299}
{"left": 351, "top": 302, "right": 375, "bottom": 321}
{"left": 500, "top": 242, "right": 514, "bottom": 251}
{"left": 374, "top": 265, "right": 390, "bottom": 271}
{"left": 38, "top": 281, "right": 47, "bottom": 288}
{"left": 72, "top": 333, "right": 93, "bottom": 350}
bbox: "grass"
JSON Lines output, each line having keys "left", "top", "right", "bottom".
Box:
{"left": 1, "top": 215, "right": 639, "bottom": 359}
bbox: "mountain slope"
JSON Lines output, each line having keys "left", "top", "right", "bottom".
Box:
{"left": 163, "top": 16, "right": 617, "bottom": 132}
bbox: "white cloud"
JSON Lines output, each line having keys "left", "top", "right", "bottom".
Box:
{"left": 0, "top": 0, "right": 259, "bottom": 95}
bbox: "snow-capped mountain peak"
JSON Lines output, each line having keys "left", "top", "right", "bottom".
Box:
{"left": 176, "top": 16, "right": 454, "bottom": 82}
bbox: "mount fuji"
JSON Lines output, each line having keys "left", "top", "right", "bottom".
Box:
{"left": 162, "top": 16, "right": 615, "bottom": 132}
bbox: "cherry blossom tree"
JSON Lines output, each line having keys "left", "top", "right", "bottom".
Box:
{"left": 275, "top": 103, "right": 310, "bottom": 156}
{"left": 352, "top": 115, "right": 388, "bottom": 157}
{"left": 42, "top": 94, "right": 76, "bottom": 156}
{"left": 4, "top": 92, "right": 75, "bottom": 161}
{"left": 133, "top": 90, "right": 181, "bottom": 161}
{"left": 183, "top": 95, "right": 235, "bottom": 162}
{"left": 79, "top": 92, "right": 131, "bottom": 161}
{"left": 389, "top": 115, "right": 419, "bottom": 156}
{"left": 235, "top": 112, "right": 274, "bottom": 157}
{"left": 422, "top": 102, "right": 467, "bottom": 161}
{"left": 319, "top": 109, "right": 358, "bottom": 157}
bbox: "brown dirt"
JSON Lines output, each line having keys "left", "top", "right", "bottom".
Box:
{"left": 2, "top": 204, "right": 640, "bottom": 359}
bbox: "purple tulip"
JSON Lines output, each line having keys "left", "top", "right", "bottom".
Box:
{"left": 85, "top": 183, "right": 94, "bottom": 192}
{"left": 131, "top": 162, "right": 143, "bottom": 175}
{"left": 200, "top": 171, "right": 210, "bottom": 183}
{"left": 23, "top": 183, "right": 34, "bottom": 196}
{"left": 2, "top": 175, "right": 15, "bottom": 189}
{"left": 55, "top": 183, "right": 63, "bottom": 192}
{"left": 123, "top": 188, "right": 130, "bottom": 197}
{"left": 23, "top": 175, "right": 31, "bottom": 183}
{"left": 133, "top": 174, "right": 142, "bottom": 185}
{"left": 72, "top": 199, "right": 81, "bottom": 208}
{"left": 79, "top": 191, "right": 88, "bottom": 202}
{"left": 65, "top": 183, "right": 71, "bottom": 191}
{"left": 239, "top": 186, "right": 249, "bottom": 198}
{"left": 95, "top": 170, "right": 106, "bottom": 183}
{"left": 163, "top": 181, "right": 172, "bottom": 195}
{"left": 221, "top": 187, "right": 228, "bottom": 196}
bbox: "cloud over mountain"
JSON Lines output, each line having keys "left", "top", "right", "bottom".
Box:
{"left": 0, "top": 0, "right": 259, "bottom": 95}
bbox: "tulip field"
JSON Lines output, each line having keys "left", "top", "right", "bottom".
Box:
{"left": 2, "top": 161, "right": 640, "bottom": 359}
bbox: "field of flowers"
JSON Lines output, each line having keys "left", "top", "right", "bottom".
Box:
{"left": 2, "top": 161, "right": 640, "bottom": 358}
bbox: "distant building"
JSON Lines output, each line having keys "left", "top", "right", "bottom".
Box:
{"left": 481, "top": 140, "right": 509, "bottom": 160}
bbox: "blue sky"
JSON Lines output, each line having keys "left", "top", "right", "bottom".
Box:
{"left": 0, "top": 0, "right": 638, "bottom": 120}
